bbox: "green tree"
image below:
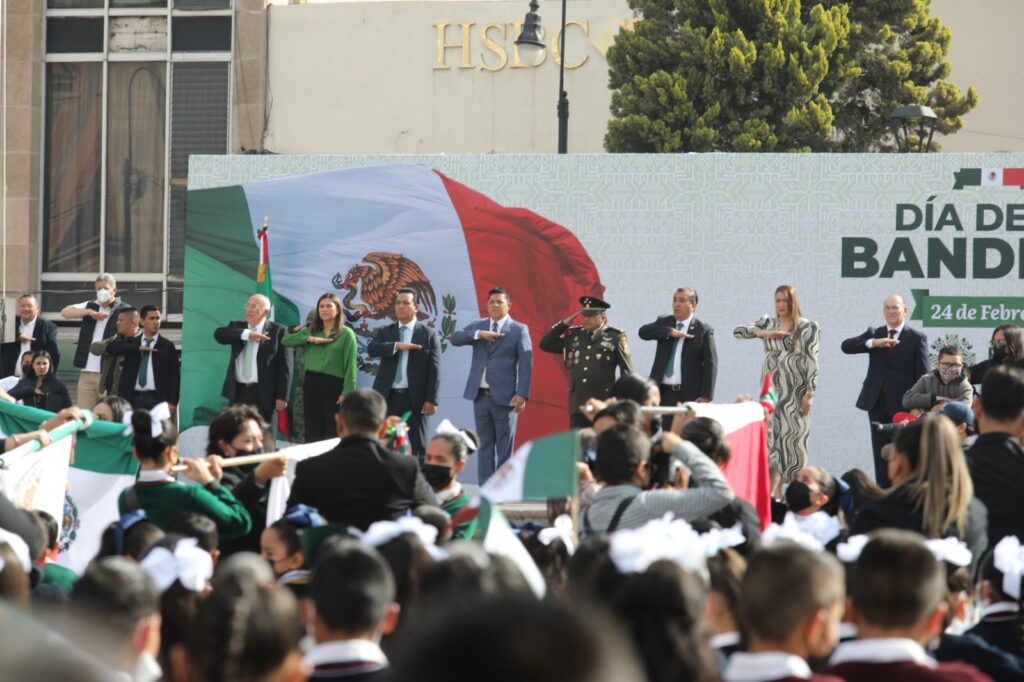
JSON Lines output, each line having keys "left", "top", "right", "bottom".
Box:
{"left": 605, "top": 0, "right": 977, "bottom": 152}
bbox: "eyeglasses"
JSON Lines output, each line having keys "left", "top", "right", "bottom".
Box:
{"left": 937, "top": 362, "right": 963, "bottom": 369}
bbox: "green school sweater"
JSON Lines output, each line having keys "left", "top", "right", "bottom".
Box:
{"left": 118, "top": 480, "right": 252, "bottom": 540}
{"left": 443, "top": 491, "right": 479, "bottom": 540}
{"left": 281, "top": 326, "right": 358, "bottom": 394}
{"left": 41, "top": 561, "right": 78, "bottom": 591}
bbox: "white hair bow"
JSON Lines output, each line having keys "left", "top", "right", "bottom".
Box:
{"left": 836, "top": 535, "right": 869, "bottom": 563}
{"left": 0, "top": 527, "right": 31, "bottom": 573}
{"left": 761, "top": 514, "right": 825, "bottom": 551}
{"left": 787, "top": 511, "right": 843, "bottom": 546}
{"left": 538, "top": 515, "right": 576, "bottom": 555}
{"left": 360, "top": 515, "right": 448, "bottom": 560}
{"left": 609, "top": 514, "right": 713, "bottom": 577}
{"left": 434, "top": 419, "right": 477, "bottom": 454}
{"left": 993, "top": 536, "right": 1024, "bottom": 600}
{"left": 122, "top": 401, "right": 172, "bottom": 438}
{"left": 924, "top": 537, "right": 973, "bottom": 568}
{"left": 139, "top": 537, "right": 213, "bottom": 592}
{"left": 837, "top": 534, "right": 972, "bottom": 569}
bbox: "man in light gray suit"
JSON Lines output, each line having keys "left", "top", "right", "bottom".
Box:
{"left": 451, "top": 287, "right": 533, "bottom": 482}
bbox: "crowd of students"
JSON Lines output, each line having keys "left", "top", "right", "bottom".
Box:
{"left": 0, "top": 359, "right": 1021, "bottom": 681}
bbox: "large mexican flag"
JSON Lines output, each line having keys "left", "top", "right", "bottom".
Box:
{"left": 0, "top": 402, "right": 137, "bottom": 574}
{"left": 183, "top": 164, "right": 603, "bottom": 480}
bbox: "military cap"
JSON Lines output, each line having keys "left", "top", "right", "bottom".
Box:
{"left": 579, "top": 296, "right": 611, "bottom": 315}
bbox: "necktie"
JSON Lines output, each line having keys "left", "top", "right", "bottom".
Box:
{"left": 492, "top": 320, "right": 499, "bottom": 334}
{"left": 395, "top": 326, "right": 406, "bottom": 383}
{"left": 241, "top": 328, "right": 256, "bottom": 383}
{"left": 668, "top": 322, "right": 684, "bottom": 379}
{"left": 139, "top": 339, "right": 153, "bottom": 386}
{"left": 887, "top": 328, "right": 897, "bottom": 357}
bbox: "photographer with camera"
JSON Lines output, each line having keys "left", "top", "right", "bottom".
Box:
{"left": 581, "top": 420, "right": 734, "bottom": 536}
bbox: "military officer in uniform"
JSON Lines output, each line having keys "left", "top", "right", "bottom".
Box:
{"left": 540, "top": 296, "right": 633, "bottom": 428}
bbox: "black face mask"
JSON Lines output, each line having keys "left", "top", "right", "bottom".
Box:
{"left": 991, "top": 342, "right": 1008, "bottom": 361}
{"left": 785, "top": 480, "right": 814, "bottom": 512}
{"left": 422, "top": 463, "right": 454, "bottom": 490}
{"left": 232, "top": 446, "right": 265, "bottom": 457}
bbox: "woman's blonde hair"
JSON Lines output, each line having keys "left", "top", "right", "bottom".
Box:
{"left": 893, "top": 414, "right": 973, "bottom": 538}
{"left": 775, "top": 285, "right": 803, "bottom": 349}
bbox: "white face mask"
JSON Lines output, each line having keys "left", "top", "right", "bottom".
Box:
{"left": 96, "top": 288, "right": 113, "bottom": 304}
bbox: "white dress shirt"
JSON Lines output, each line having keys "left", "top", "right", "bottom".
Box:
{"left": 828, "top": 638, "right": 936, "bottom": 668}
{"left": 234, "top": 319, "right": 266, "bottom": 383}
{"left": 662, "top": 315, "right": 692, "bottom": 385}
{"left": 393, "top": 321, "right": 415, "bottom": 389}
{"left": 865, "top": 322, "right": 905, "bottom": 350}
{"left": 478, "top": 314, "right": 510, "bottom": 388}
{"left": 723, "top": 651, "right": 813, "bottom": 681}
{"left": 15, "top": 317, "right": 37, "bottom": 377}
{"left": 135, "top": 334, "right": 159, "bottom": 392}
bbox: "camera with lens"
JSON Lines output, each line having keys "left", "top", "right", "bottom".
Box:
{"left": 646, "top": 435, "right": 687, "bottom": 489}
{"left": 871, "top": 421, "right": 908, "bottom": 434}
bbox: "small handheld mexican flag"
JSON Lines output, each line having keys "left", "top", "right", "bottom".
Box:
{"left": 759, "top": 373, "right": 777, "bottom": 414}
{"left": 480, "top": 430, "right": 579, "bottom": 503}
{"left": 257, "top": 217, "right": 292, "bottom": 440}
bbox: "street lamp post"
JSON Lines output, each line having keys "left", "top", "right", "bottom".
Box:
{"left": 515, "top": 0, "right": 570, "bottom": 154}
{"left": 890, "top": 105, "right": 937, "bottom": 152}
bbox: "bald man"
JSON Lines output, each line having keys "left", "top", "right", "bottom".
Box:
{"left": 1, "top": 294, "right": 60, "bottom": 377}
{"left": 214, "top": 294, "right": 293, "bottom": 427}
{"left": 842, "top": 294, "right": 929, "bottom": 486}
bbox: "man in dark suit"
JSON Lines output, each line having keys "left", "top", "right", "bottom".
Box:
{"left": 305, "top": 540, "right": 398, "bottom": 681}
{"left": 106, "top": 305, "right": 180, "bottom": 413}
{"left": 841, "top": 294, "right": 929, "bottom": 487}
{"left": 287, "top": 388, "right": 436, "bottom": 530}
{"left": 1, "top": 294, "right": 60, "bottom": 378}
{"left": 451, "top": 287, "right": 533, "bottom": 483}
{"left": 638, "top": 288, "right": 718, "bottom": 431}
{"left": 213, "top": 294, "right": 293, "bottom": 428}
{"left": 367, "top": 287, "right": 442, "bottom": 460}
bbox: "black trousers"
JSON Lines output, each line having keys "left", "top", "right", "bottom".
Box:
{"left": 235, "top": 382, "right": 273, "bottom": 424}
{"left": 303, "top": 371, "right": 343, "bottom": 443}
{"left": 659, "top": 384, "right": 690, "bottom": 433}
{"left": 384, "top": 389, "right": 427, "bottom": 461}
{"left": 131, "top": 390, "right": 162, "bottom": 412}
{"left": 868, "top": 396, "right": 896, "bottom": 488}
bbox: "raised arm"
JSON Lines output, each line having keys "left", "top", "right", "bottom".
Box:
{"left": 841, "top": 327, "right": 875, "bottom": 355}
{"left": 733, "top": 315, "right": 770, "bottom": 340}
{"left": 638, "top": 318, "right": 672, "bottom": 341}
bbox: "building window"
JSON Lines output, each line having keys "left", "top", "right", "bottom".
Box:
{"left": 43, "top": 62, "right": 104, "bottom": 273}
{"left": 42, "top": 1, "right": 232, "bottom": 318}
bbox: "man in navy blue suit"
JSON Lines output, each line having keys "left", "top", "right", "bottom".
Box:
{"left": 842, "top": 294, "right": 929, "bottom": 487}
{"left": 451, "top": 287, "right": 533, "bottom": 482}
{"left": 368, "top": 287, "right": 442, "bottom": 460}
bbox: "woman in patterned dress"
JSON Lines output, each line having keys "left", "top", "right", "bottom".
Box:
{"left": 734, "top": 285, "right": 820, "bottom": 493}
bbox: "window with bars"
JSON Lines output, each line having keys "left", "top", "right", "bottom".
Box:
{"left": 42, "top": 2, "right": 233, "bottom": 317}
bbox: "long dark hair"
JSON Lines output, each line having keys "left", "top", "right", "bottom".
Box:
{"left": 994, "top": 324, "right": 1024, "bottom": 364}
{"left": 313, "top": 292, "right": 344, "bottom": 338}
{"left": 612, "top": 561, "right": 720, "bottom": 682}
{"left": 31, "top": 351, "right": 55, "bottom": 379}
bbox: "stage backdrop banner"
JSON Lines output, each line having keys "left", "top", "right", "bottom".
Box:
{"left": 185, "top": 154, "right": 1024, "bottom": 478}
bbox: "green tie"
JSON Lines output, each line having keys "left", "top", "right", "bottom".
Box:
{"left": 241, "top": 328, "right": 256, "bottom": 382}
{"left": 395, "top": 326, "right": 406, "bottom": 384}
{"left": 667, "top": 322, "right": 684, "bottom": 379}
{"left": 139, "top": 338, "right": 154, "bottom": 386}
